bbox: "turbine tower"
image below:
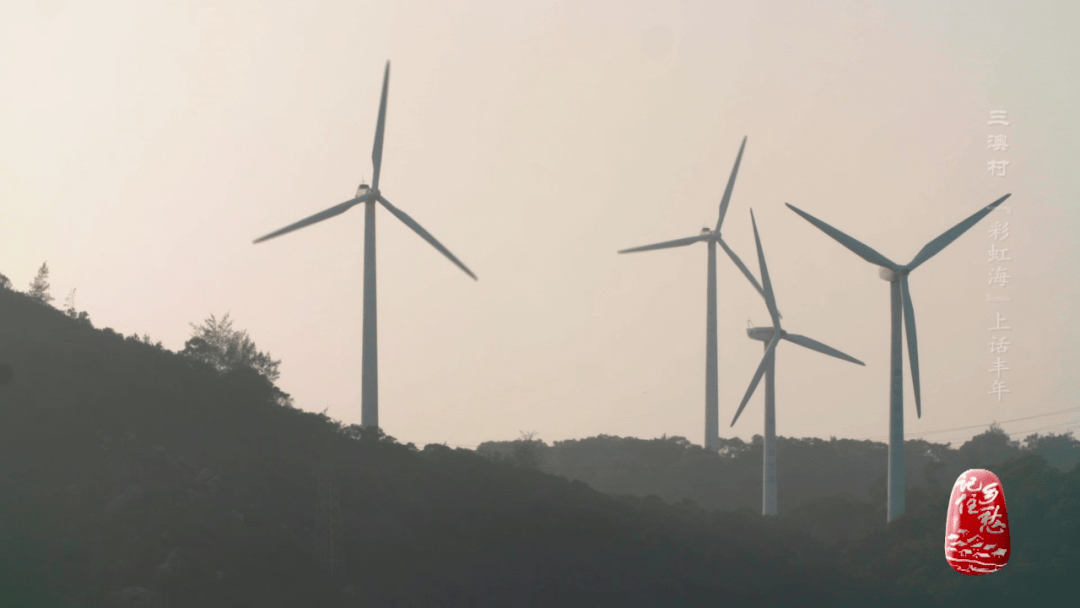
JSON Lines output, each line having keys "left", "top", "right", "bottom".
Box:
{"left": 732, "top": 210, "right": 865, "bottom": 516}
{"left": 785, "top": 193, "right": 1011, "bottom": 521}
{"left": 253, "top": 61, "right": 477, "bottom": 430}
{"left": 618, "top": 137, "right": 766, "bottom": 451}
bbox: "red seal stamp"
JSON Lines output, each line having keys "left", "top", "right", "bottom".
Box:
{"left": 945, "top": 469, "right": 1010, "bottom": 575}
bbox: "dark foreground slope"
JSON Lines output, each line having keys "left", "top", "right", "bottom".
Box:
{"left": 1, "top": 286, "right": 1077, "bottom": 607}
{"left": 0, "top": 287, "right": 865, "bottom": 607}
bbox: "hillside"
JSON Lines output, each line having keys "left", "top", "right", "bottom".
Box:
{"left": 478, "top": 427, "right": 1079, "bottom": 544}
{"left": 1, "top": 284, "right": 1078, "bottom": 607}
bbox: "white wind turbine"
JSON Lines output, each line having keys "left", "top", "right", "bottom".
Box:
{"left": 618, "top": 137, "right": 767, "bottom": 451}
{"left": 785, "top": 193, "right": 1011, "bottom": 521}
{"left": 732, "top": 209, "right": 865, "bottom": 516}
{"left": 253, "top": 61, "right": 478, "bottom": 430}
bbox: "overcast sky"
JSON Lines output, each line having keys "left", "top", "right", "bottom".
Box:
{"left": 3, "top": 0, "right": 1077, "bottom": 450}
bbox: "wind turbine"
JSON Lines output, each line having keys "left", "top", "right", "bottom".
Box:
{"left": 785, "top": 193, "right": 1011, "bottom": 521}
{"left": 731, "top": 210, "right": 865, "bottom": 516}
{"left": 253, "top": 61, "right": 477, "bottom": 430}
{"left": 618, "top": 137, "right": 767, "bottom": 451}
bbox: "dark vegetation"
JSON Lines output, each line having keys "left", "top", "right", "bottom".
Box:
{"left": 479, "top": 428, "right": 1079, "bottom": 542}
{"left": 0, "top": 267, "right": 1077, "bottom": 607}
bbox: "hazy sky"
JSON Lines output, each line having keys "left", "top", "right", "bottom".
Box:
{"left": 3, "top": 0, "right": 1077, "bottom": 449}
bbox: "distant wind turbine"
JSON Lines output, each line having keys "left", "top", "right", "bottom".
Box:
{"left": 731, "top": 210, "right": 865, "bottom": 516}
{"left": 785, "top": 193, "right": 1011, "bottom": 522}
{"left": 618, "top": 137, "right": 767, "bottom": 451}
{"left": 253, "top": 61, "right": 477, "bottom": 430}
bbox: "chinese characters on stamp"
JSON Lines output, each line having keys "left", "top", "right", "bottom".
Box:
{"left": 945, "top": 469, "right": 1011, "bottom": 575}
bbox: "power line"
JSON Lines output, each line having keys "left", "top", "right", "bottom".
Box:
{"left": 856, "top": 406, "right": 1080, "bottom": 441}
{"left": 999, "top": 419, "right": 1080, "bottom": 437}
{"left": 934, "top": 419, "right": 1080, "bottom": 447}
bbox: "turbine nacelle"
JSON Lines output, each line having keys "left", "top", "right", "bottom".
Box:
{"left": 877, "top": 265, "right": 912, "bottom": 282}
{"left": 746, "top": 326, "right": 780, "bottom": 341}
{"left": 356, "top": 184, "right": 372, "bottom": 198}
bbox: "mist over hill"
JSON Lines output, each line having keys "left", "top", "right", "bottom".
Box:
{"left": 0, "top": 281, "right": 1077, "bottom": 607}
{"left": 479, "top": 426, "right": 1078, "bottom": 543}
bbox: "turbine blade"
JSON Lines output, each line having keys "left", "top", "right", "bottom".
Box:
{"left": 717, "top": 238, "right": 764, "bottom": 298}
{"left": 377, "top": 195, "right": 477, "bottom": 280}
{"left": 617, "top": 234, "right": 706, "bottom": 254}
{"left": 785, "top": 203, "right": 898, "bottom": 270}
{"left": 750, "top": 210, "right": 780, "bottom": 327}
{"left": 731, "top": 334, "right": 781, "bottom": 427}
{"left": 782, "top": 333, "right": 865, "bottom": 366}
{"left": 716, "top": 136, "right": 747, "bottom": 231}
{"left": 900, "top": 274, "right": 921, "bottom": 418}
{"left": 371, "top": 61, "right": 391, "bottom": 190}
{"left": 907, "top": 193, "right": 1012, "bottom": 270}
{"left": 253, "top": 193, "right": 373, "bottom": 244}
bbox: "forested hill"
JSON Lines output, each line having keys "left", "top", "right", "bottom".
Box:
{"left": 478, "top": 427, "right": 1079, "bottom": 541}
{"left": 0, "top": 283, "right": 1077, "bottom": 607}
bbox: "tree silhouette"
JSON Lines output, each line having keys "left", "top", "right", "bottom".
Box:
{"left": 63, "top": 288, "right": 92, "bottom": 327}
{"left": 181, "top": 313, "right": 281, "bottom": 382}
{"left": 1022, "top": 431, "right": 1080, "bottom": 471}
{"left": 511, "top": 430, "right": 546, "bottom": 469}
{"left": 131, "top": 332, "right": 163, "bottom": 349}
{"left": 27, "top": 262, "right": 53, "bottom": 305}
{"left": 957, "top": 423, "right": 1021, "bottom": 468}
{"left": 0, "top": 271, "right": 11, "bottom": 291}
